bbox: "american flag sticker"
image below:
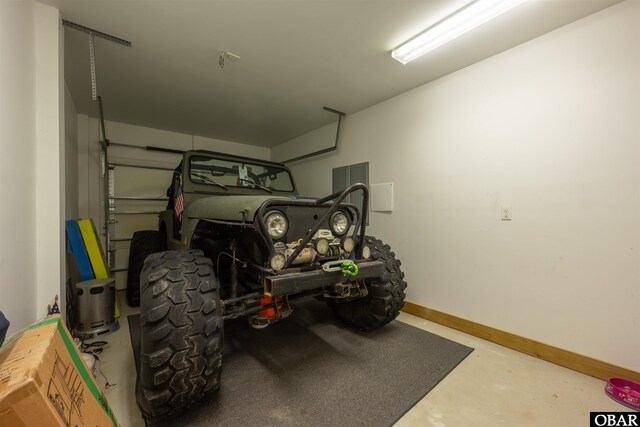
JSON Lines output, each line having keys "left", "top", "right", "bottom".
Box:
{"left": 174, "top": 185, "right": 184, "bottom": 219}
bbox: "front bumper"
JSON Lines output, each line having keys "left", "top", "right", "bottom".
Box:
{"left": 264, "top": 260, "right": 385, "bottom": 297}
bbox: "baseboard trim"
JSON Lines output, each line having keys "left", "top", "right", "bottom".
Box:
{"left": 402, "top": 301, "right": 640, "bottom": 383}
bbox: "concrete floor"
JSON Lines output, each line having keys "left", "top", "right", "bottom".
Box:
{"left": 97, "top": 291, "right": 623, "bottom": 426}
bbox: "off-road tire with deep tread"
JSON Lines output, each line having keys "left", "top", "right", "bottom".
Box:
{"left": 136, "top": 250, "right": 223, "bottom": 423}
{"left": 329, "top": 236, "right": 407, "bottom": 331}
{"left": 126, "top": 230, "right": 167, "bottom": 307}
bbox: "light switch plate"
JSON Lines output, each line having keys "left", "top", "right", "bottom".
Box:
{"left": 501, "top": 207, "right": 512, "bottom": 221}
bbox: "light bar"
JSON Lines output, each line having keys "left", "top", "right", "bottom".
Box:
{"left": 391, "top": 0, "right": 527, "bottom": 64}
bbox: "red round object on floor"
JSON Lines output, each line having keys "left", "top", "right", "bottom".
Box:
{"left": 605, "top": 378, "right": 640, "bottom": 411}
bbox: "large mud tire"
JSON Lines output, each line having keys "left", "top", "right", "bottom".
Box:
{"left": 136, "top": 250, "right": 223, "bottom": 422}
{"left": 126, "top": 230, "right": 167, "bottom": 307}
{"left": 329, "top": 236, "right": 407, "bottom": 331}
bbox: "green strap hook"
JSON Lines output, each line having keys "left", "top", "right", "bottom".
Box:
{"left": 341, "top": 261, "right": 359, "bottom": 277}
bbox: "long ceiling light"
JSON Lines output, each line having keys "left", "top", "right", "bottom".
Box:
{"left": 392, "top": 0, "right": 527, "bottom": 64}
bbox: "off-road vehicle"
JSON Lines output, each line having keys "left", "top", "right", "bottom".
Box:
{"left": 127, "top": 150, "right": 407, "bottom": 421}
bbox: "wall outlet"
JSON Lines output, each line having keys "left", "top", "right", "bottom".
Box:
{"left": 501, "top": 207, "right": 512, "bottom": 221}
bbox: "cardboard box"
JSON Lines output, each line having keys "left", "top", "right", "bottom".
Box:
{"left": 0, "top": 316, "right": 118, "bottom": 427}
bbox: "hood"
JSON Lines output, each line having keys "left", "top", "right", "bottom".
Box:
{"left": 187, "top": 194, "right": 303, "bottom": 222}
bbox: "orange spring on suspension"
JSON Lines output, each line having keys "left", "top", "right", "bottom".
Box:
{"left": 258, "top": 296, "right": 284, "bottom": 318}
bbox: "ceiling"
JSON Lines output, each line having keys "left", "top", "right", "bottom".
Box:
{"left": 41, "top": 0, "right": 621, "bottom": 147}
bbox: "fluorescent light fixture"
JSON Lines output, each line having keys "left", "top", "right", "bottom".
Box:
{"left": 392, "top": 0, "right": 527, "bottom": 64}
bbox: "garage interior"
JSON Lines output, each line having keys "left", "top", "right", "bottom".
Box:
{"left": 1, "top": 0, "right": 639, "bottom": 425}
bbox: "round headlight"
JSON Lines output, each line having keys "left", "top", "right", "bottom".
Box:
{"left": 270, "top": 253, "right": 286, "bottom": 271}
{"left": 314, "top": 238, "right": 330, "bottom": 255}
{"left": 330, "top": 211, "right": 349, "bottom": 236}
{"left": 265, "top": 211, "right": 288, "bottom": 239}
{"left": 342, "top": 236, "right": 355, "bottom": 253}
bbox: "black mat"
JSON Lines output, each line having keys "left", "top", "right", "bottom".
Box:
{"left": 129, "top": 300, "right": 473, "bottom": 426}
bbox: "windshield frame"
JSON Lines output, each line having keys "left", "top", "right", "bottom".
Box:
{"left": 185, "top": 151, "right": 297, "bottom": 194}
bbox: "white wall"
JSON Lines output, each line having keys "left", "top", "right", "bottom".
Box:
{"left": 0, "top": 0, "right": 37, "bottom": 333}
{"left": 35, "top": 2, "right": 65, "bottom": 322}
{"left": 77, "top": 118, "right": 271, "bottom": 289}
{"left": 0, "top": 1, "right": 65, "bottom": 332}
{"left": 273, "top": 0, "right": 640, "bottom": 371}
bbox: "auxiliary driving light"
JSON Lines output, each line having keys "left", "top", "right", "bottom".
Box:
{"left": 265, "top": 211, "right": 288, "bottom": 239}
{"left": 362, "top": 245, "right": 371, "bottom": 259}
{"left": 314, "top": 238, "right": 330, "bottom": 255}
{"left": 342, "top": 236, "right": 355, "bottom": 253}
{"left": 270, "top": 253, "right": 286, "bottom": 271}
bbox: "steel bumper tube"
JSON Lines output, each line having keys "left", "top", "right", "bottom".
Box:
{"left": 264, "top": 260, "right": 385, "bottom": 297}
